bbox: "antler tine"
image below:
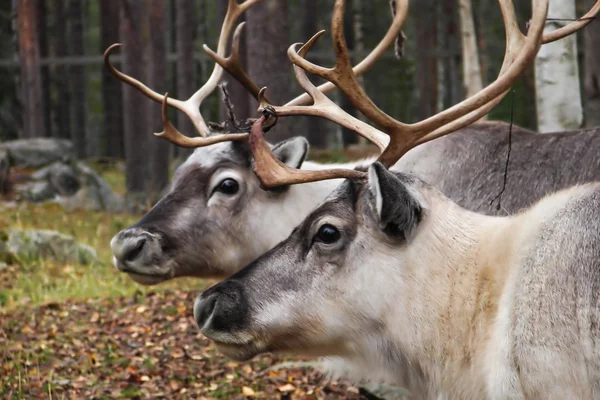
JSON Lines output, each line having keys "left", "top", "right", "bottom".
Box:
{"left": 255, "top": 35, "right": 390, "bottom": 152}
{"left": 104, "top": 0, "right": 264, "bottom": 138}
{"left": 249, "top": 116, "right": 365, "bottom": 190}
{"left": 288, "top": 0, "right": 410, "bottom": 133}
{"left": 203, "top": 22, "right": 271, "bottom": 103}
{"left": 156, "top": 93, "right": 248, "bottom": 147}
{"left": 542, "top": 0, "right": 600, "bottom": 44}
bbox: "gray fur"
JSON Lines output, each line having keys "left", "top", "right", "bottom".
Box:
{"left": 194, "top": 164, "right": 600, "bottom": 398}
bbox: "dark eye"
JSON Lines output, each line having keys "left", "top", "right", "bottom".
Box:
{"left": 315, "top": 224, "right": 341, "bottom": 244}
{"left": 217, "top": 178, "right": 239, "bottom": 195}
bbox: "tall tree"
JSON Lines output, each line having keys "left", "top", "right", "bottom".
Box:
{"left": 175, "top": 0, "right": 195, "bottom": 153}
{"left": 53, "top": 0, "right": 70, "bottom": 139}
{"left": 68, "top": 0, "right": 87, "bottom": 157}
{"left": 533, "top": 0, "right": 582, "bottom": 132}
{"left": 458, "top": 0, "right": 484, "bottom": 103}
{"left": 17, "top": 0, "right": 46, "bottom": 138}
{"left": 217, "top": 1, "right": 251, "bottom": 126}
{"left": 414, "top": 0, "right": 438, "bottom": 120}
{"left": 148, "top": 0, "right": 170, "bottom": 200}
{"left": 246, "top": 0, "right": 293, "bottom": 142}
{"left": 339, "top": 0, "right": 359, "bottom": 147}
{"left": 301, "top": 0, "right": 328, "bottom": 148}
{"left": 100, "top": 1, "right": 124, "bottom": 158}
{"left": 584, "top": 0, "right": 600, "bottom": 128}
{"left": 37, "top": 0, "right": 52, "bottom": 136}
{"left": 121, "top": 0, "right": 151, "bottom": 208}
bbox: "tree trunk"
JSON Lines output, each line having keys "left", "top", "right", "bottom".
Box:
{"left": 533, "top": 0, "right": 582, "bottom": 132}
{"left": 175, "top": 0, "right": 195, "bottom": 158}
{"left": 68, "top": 0, "right": 87, "bottom": 157}
{"left": 339, "top": 0, "right": 359, "bottom": 147}
{"left": 414, "top": 0, "right": 438, "bottom": 120}
{"left": 458, "top": 0, "right": 484, "bottom": 106}
{"left": 217, "top": 1, "right": 251, "bottom": 125}
{"left": 246, "top": 0, "right": 294, "bottom": 142}
{"left": 100, "top": 1, "right": 124, "bottom": 158}
{"left": 37, "top": 0, "right": 52, "bottom": 136}
{"left": 584, "top": 0, "right": 600, "bottom": 128}
{"left": 121, "top": 0, "right": 151, "bottom": 206}
{"left": 53, "top": 0, "right": 70, "bottom": 139}
{"left": 17, "top": 0, "right": 46, "bottom": 138}
{"left": 148, "top": 0, "right": 170, "bottom": 201}
{"left": 301, "top": 0, "right": 328, "bottom": 148}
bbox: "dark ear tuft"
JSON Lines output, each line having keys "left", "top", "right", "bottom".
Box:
{"left": 368, "top": 163, "right": 421, "bottom": 240}
{"left": 271, "top": 137, "right": 309, "bottom": 169}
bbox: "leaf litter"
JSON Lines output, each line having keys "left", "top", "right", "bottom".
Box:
{"left": 0, "top": 289, "right": 368, "bottom": 399}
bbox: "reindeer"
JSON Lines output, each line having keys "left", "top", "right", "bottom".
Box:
{"left": 108, "top": 0, "right": 600, "bottom": 288}
{"left": 192, "top": 0, "right": 600, "bottom": 398}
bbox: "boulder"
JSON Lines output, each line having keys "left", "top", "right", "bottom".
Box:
{"left": 11, "top": 159, "right": 124, "bottom": 213}
{"left": 1, "top": 228, "right": 97, "bottom": 265}
{"left": 0, "top": 138, "right": 74, "bottom": 168}
{"left": 59, "top": 162, "right": 124, "bottom": 213}
{"left": 0, "top": 147, "right": 9, "bottom": 194}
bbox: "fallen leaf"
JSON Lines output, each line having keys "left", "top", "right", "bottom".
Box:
{"left": 242, "top": 386, "right": 255, "bottom": 396}
{"left": 278, "top": 383, "right": 296, "bottom": 393}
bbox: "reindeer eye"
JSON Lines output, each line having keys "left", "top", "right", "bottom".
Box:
{"left": 217, "top": 178, "right": 239, "bottom": 195}
{"left": 315, "top": 224, "right": 341, "bottom": 244}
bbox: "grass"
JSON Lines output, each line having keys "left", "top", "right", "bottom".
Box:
{"left": 0, "top": 166, "right": 201, "bottom": 308}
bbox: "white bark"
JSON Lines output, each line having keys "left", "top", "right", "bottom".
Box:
{"left": 533, "top": 0, "right": 583, "bottom": 133}
{"left": 458, "top": 0, "right": 485, "bottom": 120}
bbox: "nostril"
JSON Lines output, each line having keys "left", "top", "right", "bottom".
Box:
{"left": 194, "top": 295, "right": 218, "bottom": 330}
{"left": 125, "top": 238, "right": 146, "bottom": 262}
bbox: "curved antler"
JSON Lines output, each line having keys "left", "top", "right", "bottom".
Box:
{"left": 104, "top": 0, "right": 264, "bottom": 138}
{"left": 249, "top": 0, "right": 562, "bottom": 188}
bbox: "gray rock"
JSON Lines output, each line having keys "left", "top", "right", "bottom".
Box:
{"left": 21, "top": 181, "right": 57, "bottom": 203}
{"left": 0, "top": 138, "right": 73, "bottom": 168}
{"left": 0, "top": 148, "right": 9, "bottom": 194}
{"left": 60, "top": 162, "right": 124, "bottom": 213}
{"left": 1, "top": 228, "right": 97, "bottom": 265}
{"left": 11, "top": 159, "right": 124, "bottom": 213}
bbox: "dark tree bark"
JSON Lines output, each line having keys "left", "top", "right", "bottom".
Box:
{"left": 414, "top": 0, "right": 438, "bottom": 120}
{"left": 121, "top": 0, "right": 151, "bottom": 204}
{"left": 68, "top": 0, "right": 87, "bottom": 158}
{"left": 53, "top": 0, "right": 70, "bottom": 139}
{"left": 246, "top": 0, "right": 294, "bottom": 142}
{"left": 148, "top": 0, "right": 170, "bottom": 200}
{"left": 584, "top": 0, "right": 600, "bottom": 127}
{"left": 339, "top": 0, "right": 358, "bottom": 147}
{"left": 100, "top": 1, "right": 124, "bottom": 158}
{"left": 17, "top": 0, "right": 46, "bottom": 138}
{"left": 37, "top": 0, "right": 51, "bottom": 137}
{"left": 175, "top": 0, "right": 195, "bottom": 156}
{"left": 301, "top": 0, "right": 328, "bottom": 148}
{"left": 217, "top": 1, "right": 251, "bottom": 125}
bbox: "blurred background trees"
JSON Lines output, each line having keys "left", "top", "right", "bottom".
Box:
{"left": 2, "top": 0, "right": 600, "bottom": 203}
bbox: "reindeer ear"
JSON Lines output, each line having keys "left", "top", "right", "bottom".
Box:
{"left": 368, "top": 162, "right": 422, "bottom": 239}
{"left": 271, "top": 137, "right": 309, "bottom": 169}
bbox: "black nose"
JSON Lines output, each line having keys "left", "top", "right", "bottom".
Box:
{"left": 194, "top": 293, "right": 218, "bottom": 330}
{"left": 194, "top": 280, "right": 249, "bottom": 333}
{"left": 112, "top": 234, "right": 147, "bottom": 263}
{"left": 124, "top": 238, "right": 146, "bottom": 262}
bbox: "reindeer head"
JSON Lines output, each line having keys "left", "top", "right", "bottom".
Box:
{"left": 110, "top": 136, "right": 317, "bottom": 284}
{"left": 193, "top": 163, "right": 435, "bottom": 362}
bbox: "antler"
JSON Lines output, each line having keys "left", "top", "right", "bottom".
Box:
{"left": 104, "top": 0, "right": 264, "bottom": 140}
{"left": 249, "top": 0, "right": 554, "bottom": 188}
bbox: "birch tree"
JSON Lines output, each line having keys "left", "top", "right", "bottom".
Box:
{"left": 533, "top": 0, "right": 582, "bottom": 132}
